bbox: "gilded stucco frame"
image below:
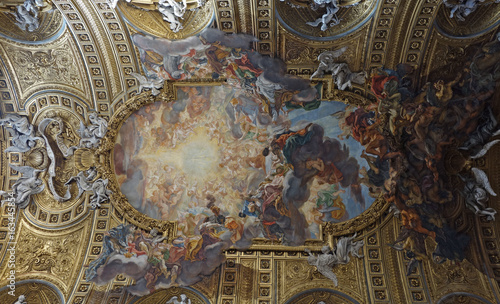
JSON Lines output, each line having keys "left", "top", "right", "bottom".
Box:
{"left": 95, "top": 78, "right": 390, "bottom": 248}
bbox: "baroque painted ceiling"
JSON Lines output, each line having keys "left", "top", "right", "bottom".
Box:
{"left": 1, "top": 0, "right": 500, "bottom": 303}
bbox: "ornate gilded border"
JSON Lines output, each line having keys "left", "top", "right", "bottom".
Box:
{"left": 96, "top": 79, "right": 390, "bottom": 246}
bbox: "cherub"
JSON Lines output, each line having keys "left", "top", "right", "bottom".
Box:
{"left": 0, "top": 165, "right": 45, "bottom": 209}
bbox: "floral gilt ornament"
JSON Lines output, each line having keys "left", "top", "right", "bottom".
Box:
{"left": 85, "top": 29, "right": 499, "bottom": 294}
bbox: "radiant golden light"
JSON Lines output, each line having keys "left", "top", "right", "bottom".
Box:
{"left": 142, "top": 127, "right": 221, "bottom": 184}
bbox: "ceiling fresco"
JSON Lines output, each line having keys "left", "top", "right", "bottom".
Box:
{"left": 0, "top": 0, "right": 500, "bottom": 303}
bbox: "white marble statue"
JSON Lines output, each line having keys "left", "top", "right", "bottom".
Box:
{"left": 130, "top": 72, "right": 165, "bottom": 96}
{"left": 158, "top": 0, "right": 187, "bottom": 32}
{"left": 311, "top": 48, "right": 366, "bottom": 90}
{"left": 0, "top": 114, "right": 40, "bottom": 153}
{"left": 0, "top": 165, "right": 45, "bottom": 209}
{"left": 305, "top": 234, "right": 364, "bottom": 286}
{"left": 166, "top": 294, "right": 191, "bottom": 304}
{"left": 78, "top": 112, "right": 108, "bottom": 148}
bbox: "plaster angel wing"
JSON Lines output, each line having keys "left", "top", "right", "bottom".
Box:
{"left": 472, "top": 167, "right": 497, "bottom": 196}
{"left": 10, "top": 164, "right": 42, "bottom": 178}
{"left": 130, "top": 72, "right": 149, "bottom": 91}
{"left": 317, "top": 46, "right": 348, "bottom": 63}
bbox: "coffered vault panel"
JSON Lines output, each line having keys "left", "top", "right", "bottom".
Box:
{"left": 0, "top": 0, "right": 500, "bottom": 303}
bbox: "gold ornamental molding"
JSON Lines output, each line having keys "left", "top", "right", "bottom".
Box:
{"left": 95, "top": 79, "right": 389, "bottom": 249}
{"left": 117, "top": 0, "right": 214, "bottom": 39}
{"left": 276, "top": 0, "right": 378, "bottom": 40}
{"left": 0, "top": 2, "right": 64, "bottom": 43}
{"left": 0, "top": 281, "right": 64, "bottom": 304}
{"left": 435, "top": 0, "right": 500, "bottom": 38}
{"left": 0, "top": 213, "right": 93, "bottom": 300}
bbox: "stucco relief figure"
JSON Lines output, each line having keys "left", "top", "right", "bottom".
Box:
{"left": 166, "top": 294, "right": 191, "bottom": 304}
{"left": 158, "top": 0, "right": 187, "bottom": 32}
{"left": 442, "top": 0, "right": 499, "bottom": 21}
{"left": 131, "top": 72, "right": 165, "bottom": 96}
{"left": 0, "top": 165, "right": 45, "bottom": 209}
{"left": 78, "top": 112, "right": 108, "bottom": 148}
{"left": 305, "top": 234, "right": 364, "bottom": 286}
{"left": 310, "top": 48, "right": 366, "bottom": 90}
{"left": 0, "top": 114, "right": 40, "bottom": 153}
{"left": 13, "top": 295, "right": 27, "bottom": 304}
{"left": 65, "top": 167, "right": 112, "bottom": 209}
{"left": 107, "top": 0, "right": 205, "bottom": 33}
{"left": 306, "top": 0, "right": 362, "bottom": 31}
{"left": 461, "top": 176, "right": 497, "bottom": 221}
{"left": 89, "top": 178, "right": 112, "bottom": 209}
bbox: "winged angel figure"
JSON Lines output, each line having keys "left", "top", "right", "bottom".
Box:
{"left": 130, "top": 72, "right": 164, "bottom": 96}
{"left": 443, "top": 0, "right": 500, "bottom": 21}
{"left": 0, "top": 165, "right": 44, "bottom": 209}
{"left": 107, "top": 0, "right": 189, "bottom": 33}
{"left": 306, "top": 0, "right": 362, "bottom": 31}
{"left": 0, "top": 114, "right": 41, "bottom": 153}
{"left": 166, "top": 294, "right": 191, "bottom": 304}
{"left": 310, "top": 47, "right": 366, "bottom": 90}
{"left": 305, "top": 234, "right": 364, "bottom": 286}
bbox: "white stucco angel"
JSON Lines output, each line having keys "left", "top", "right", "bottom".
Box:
{"left": 307, "top": 0, "right": 340, "bottom": 31}
{"left": 14, "top": 0, "right": 40, "bottom": 32}
{"left": 78, "top": 112, "right": 108, "bottom": 148}
{"left": 305, "top": 234, "right": 364, "bottom": 286}
{"left": 89, "top": 178, "right": 112, "bottom": 209}
{"left": 0, "top": 114, "right": 40, "bottom": 153}
{"left": 0, "top": 165, "right": 45, "bottom": 209}
{"left": 310, "top": 47, "right": 366, "bottom": 90}
{"left": 442, "top": 0, "right": 495, "bottom": 21}
{"left": 130, "top": 72, "right": 165, "bottom": 96}
{"left": 306, "top": 0, "right": 361, "bottom": 31}
{"left": 65, "top": 167, "right": 112, "bottom": 209}
{"left": 13, "top": 295, "right": 27, "bottom": 304}
{"left": 461, "top": 176, "right": 497, "bottom": 221}
{"left": 166, "top": 294, "right": 191, "bottom": 304}
{"left": 158, "top": 0, "right": 187, "bottom": 32}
